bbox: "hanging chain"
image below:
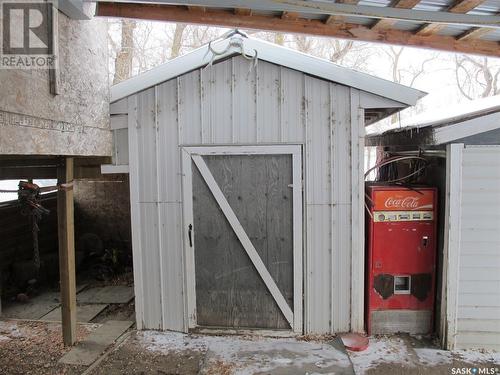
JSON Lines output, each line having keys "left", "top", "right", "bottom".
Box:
{"left": 17, "top": 181, "right": 50, "bottom": 273}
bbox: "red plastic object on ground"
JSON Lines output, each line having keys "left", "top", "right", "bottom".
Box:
{"left": 340, "top": 333, "right": 369, "bottom": 351}
{"left": 365, "top": 185, "right": 437, "bottom": 335}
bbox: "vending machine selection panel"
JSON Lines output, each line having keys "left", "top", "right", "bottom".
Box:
{"left": 366, "top": 185, "right": 437, "bottom": 335}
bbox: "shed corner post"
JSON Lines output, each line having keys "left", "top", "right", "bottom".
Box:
{"left": 57, "top": 156, "right": 77, "bottom": 346}
{"left": 350, "top": 88, "right": 366, "bottom": 333}
{"left": 441, "top": 143, "right": 464, "bottom": 350}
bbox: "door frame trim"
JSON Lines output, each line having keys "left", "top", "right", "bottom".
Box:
{"left": 181, "top": 144, "right": 303, "bottom": 333}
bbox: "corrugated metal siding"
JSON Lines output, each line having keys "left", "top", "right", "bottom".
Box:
{"left": 456, "top": 145, "right": 500, "bottom": 350}
{"left": 128, "top": 55, "right": 360, "bottom": 333}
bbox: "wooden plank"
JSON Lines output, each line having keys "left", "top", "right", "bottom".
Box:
{"left": 457, "top": 26, "right": 493, "bottom": 40}
{"left": 261, "top": 154, "right": 294, "bottom": 328}
{"left": 325, "top": 0, "right": 359, "bottom": 24}
{"left": 371, "top": 0, "right": 421, "bottom": 30}
{"left": 57, "top": 157, "right": 77, "bottom": 346}
{"left": 282, "top": 11, "right": 299, "bottom": 20}
{"left": 234, "top": 8, "right": 252, "bottom": 16}
{"left": 1, "top": 293, "right": 61, "bottom": 320}
{"left": 40, "top": 304, "right": 108, "bottom": 322}
{"left": 447, "top": 0, "right": 487, "bottom": 14}
{"left": 96, "top": 2, "right": 500, "bottom": 57}
{"left": 417, "top": 0, "right": 486, "bottom": 36}
{"left": 192, "top": 154, "right": 294, "bottom": 326}
{"left": 97, "top": 0, "right": 500, "bottom": 27}
{"left": 59, "top": 320, "right": 133, "bottom": 366}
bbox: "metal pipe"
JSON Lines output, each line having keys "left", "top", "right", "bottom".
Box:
{"left": 388, "top": 150, "right": 446, "bottom": 158}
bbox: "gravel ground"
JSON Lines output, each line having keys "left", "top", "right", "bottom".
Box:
{"left": 0, "top": 320, "right": 97, "bottom": 375}
{"left": 89, "top": 332, "right": 205, "bottom": 375}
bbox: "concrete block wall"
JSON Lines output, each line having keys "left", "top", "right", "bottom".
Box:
{"left": 0, "top": 13, "right": 111, "bottom": 157}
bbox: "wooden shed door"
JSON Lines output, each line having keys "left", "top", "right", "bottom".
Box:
{"left": 182, "top": 146, "right": 303, "bottom": 332}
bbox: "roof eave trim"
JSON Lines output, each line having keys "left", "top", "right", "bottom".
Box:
{"left": 242, "top": 37, "right": 426, "bottom": 105}
{"left": 433, "top": 110, "right": 500, "bottom": 145}
{"left": 111, "top": 36, "right": 426, "bottom": 105}
{"left": 111, "top": 37, "right": 237, "bottom": 102}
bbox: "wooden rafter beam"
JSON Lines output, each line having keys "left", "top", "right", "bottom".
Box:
{"left": 371, "top": 0, "right": 421, "bottom": 30}
{"left": 416, "top": 0, "right": 486, "bottom": 36}
{"left": 234, "top": 8, "right": 252, "bottom": 16}
{"left": 457, "top": 11, "right": 498, "bottom": 40}
{"left": 445, "top": 0, "right": 486, "bottom": 14}
{"left": 457, "top": 26, "right": 493, "bottom": 40}
{"left": 96, "top": 2, "right": 500, "bottom": 57}
{"left": 187, "top": 5, "right": 205, "bottom": 12}
{"left": 325, "top": 0, "right": 359, "bottom": 24}
{"left": 282, "top": 11, "right": 299, "bottom": 20}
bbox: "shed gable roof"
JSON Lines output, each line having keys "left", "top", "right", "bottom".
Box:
{"left": 111, "top": 31, "right": 426, "bottom": 106}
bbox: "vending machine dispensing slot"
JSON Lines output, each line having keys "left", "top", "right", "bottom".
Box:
{"left": 365, "top": 185, "right": 437, "bottom": 335}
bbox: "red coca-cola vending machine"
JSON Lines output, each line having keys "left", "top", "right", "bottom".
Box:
{"left": 366, "top": 184, "right": 437, "bottom": 335}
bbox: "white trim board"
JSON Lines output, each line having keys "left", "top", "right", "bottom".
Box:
{"left": 101, "top": 164, "right": 129, "bottom": 174}
{"left": 111, "top": 34, "right": 425, "bottom": 105}
{"left": 433, "top": 111, "right": 500, "bottom": 145}
{"left": 442, "top": 143, "right": 464, "bottom": 350}
{"left": 181, "top": 144, "right": 304, "bottom": 333}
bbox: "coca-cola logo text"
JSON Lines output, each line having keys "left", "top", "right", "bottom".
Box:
{"left": 385, "top": 196, "right": 420, "bottom": 209}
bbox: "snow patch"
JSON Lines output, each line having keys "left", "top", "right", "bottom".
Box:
{"left": 349, "top": 336, "right": 412, "bottom": 374}
{"left": 414, "top": 348, "right": 453, "bottom": 366}
{"left": 454, "top": 349, "right": 500, "bottom": 365}
{"left": 139, "top": 331, "right": 351, "bottom": 375}
{"left": 0, "top": 321, "right": 22, "bottom": 338}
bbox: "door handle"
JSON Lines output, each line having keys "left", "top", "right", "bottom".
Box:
{"left": 422, "top": 236, "right": 429, "bottom": 248}
{"left": 188, "top": 224, "right": 193, "bottom": 247}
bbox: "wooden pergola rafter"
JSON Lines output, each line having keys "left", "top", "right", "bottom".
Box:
{"left": 96, "top": 0, "right": 500, "bottom": 57}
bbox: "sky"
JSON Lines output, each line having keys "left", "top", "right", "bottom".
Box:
{"left": 0, "top": 180, "right": 57, "bottom": 203}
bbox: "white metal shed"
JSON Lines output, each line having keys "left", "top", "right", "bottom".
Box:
{"left": 367, "top": 95, "right": 500, "bottom": 350}
{"left": 103, "top": 31, "right": 425, "bottom": 334}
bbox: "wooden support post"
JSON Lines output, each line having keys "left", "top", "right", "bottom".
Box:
{"left": 57, "top": 157, "right": 76, "bottom": 346}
